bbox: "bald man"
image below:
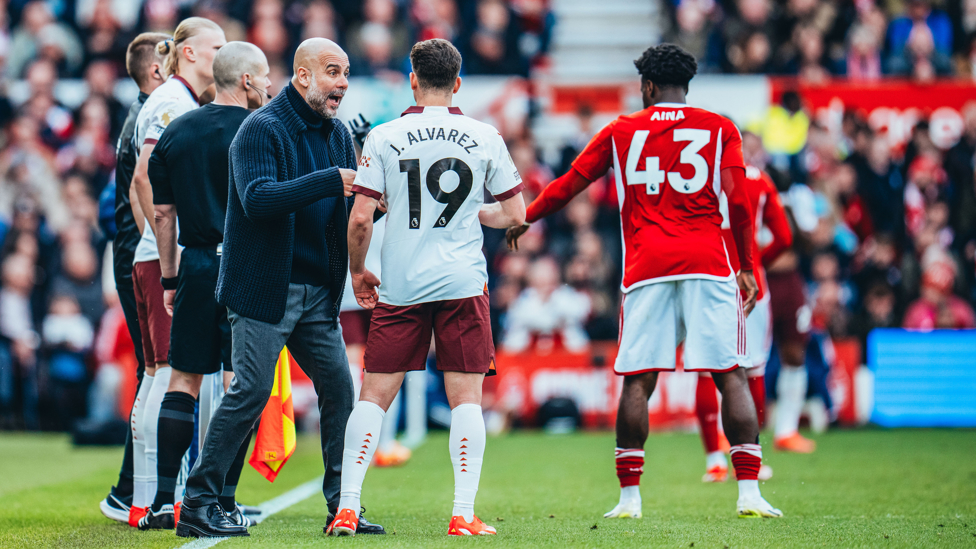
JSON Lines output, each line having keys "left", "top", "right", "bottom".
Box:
{"left": 178, "top": 39, "right": 385, "bottom": 538}
{"left": 139, "top": 41, "right": 271, "bottom": 531}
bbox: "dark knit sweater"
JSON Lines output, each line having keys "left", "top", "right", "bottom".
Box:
{"left": 216, "top": 83, "right": 356, "bottom": 324}
{"left": 285, "top": 85, "right": 336, "bottom": 285}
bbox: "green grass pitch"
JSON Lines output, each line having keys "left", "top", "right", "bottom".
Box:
{"left": 1, "top": 429, "right": 974, "bottom": 548}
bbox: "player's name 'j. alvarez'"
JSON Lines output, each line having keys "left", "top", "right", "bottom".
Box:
{"left": 388, "top": 127, "right": 481, "bottom": 156}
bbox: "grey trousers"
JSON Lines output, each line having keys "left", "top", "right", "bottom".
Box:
{"left": 184, "top": 284, "right": 354, "bottom": 512}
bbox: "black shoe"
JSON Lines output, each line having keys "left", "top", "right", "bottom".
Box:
{"left": 324, "top": 507, "right": 386, "bottom": 535}
{"left": 176, "top": 500, "right": 249, "bottom": 538}
{"left": 225, "top": 504, "right": 252, "bottom": 528}
{"left": 99, "top": 491, "right": 131, "bottom": 523}
{"left": 238, "top": 503, "right": 261, "bottom": 516}
{"left": 138, "top": 504, "right": 175, "bottom": 530}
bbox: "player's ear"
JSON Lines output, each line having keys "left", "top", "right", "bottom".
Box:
{"left": 409, "top": 72, "right": 419, "bottom": 91}
{"left": 452, "top": 76, "right": 461, "bottom": 94}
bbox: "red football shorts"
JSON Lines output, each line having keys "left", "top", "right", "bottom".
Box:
{"left": 363, "top": 291, "right": 495, "bottom": 375}
{"left": 132, "top": 259, "right": 172, "bottom": 365}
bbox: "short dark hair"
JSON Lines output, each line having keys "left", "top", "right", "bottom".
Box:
{"left": 410, "top": 39, "right": 462, "bottom": 92}
{"left": 126, "top": 32, "right": 171, "bottom": 87}
{"left": 633, "top": 43, "right": 698, "bottom": 90}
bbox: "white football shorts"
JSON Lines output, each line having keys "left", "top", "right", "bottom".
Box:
{"left": 614, "top": 278, "right": 750, "bottom": 375}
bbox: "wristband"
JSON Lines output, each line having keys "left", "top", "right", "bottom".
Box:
{"left": 160, "top": 276, "right": 178, "bottom": 290}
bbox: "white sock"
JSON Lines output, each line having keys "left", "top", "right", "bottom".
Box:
{"left": 378, "top": 391, "right": 402, "bottom": 453}
{"left": 131, "top": 374, "right": 154, "bottom": 509}
{"left": 775, "top": 365, "right": 807, "bottom": 439}
{"left": 337, "top": 401, "right": 385, "bottom": 516}
{"left": 706, "top": 451, "right": 727, "bottom": 469}
{"left": 143, "top": 366, "right": 170, "bottom": 506}
{"left": 450, "top": 403, "right": 485, "bottom": 522}
{"left": 738, "top": 479, "right": 761, "bottom": 501}
{"left": 620, "top": 485, "right": 641, "bottom": 504}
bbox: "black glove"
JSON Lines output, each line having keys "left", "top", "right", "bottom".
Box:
{"left": 348, "top": 114, "right": 372, "bottom": 148}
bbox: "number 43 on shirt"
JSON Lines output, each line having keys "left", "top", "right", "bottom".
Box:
{"left": 625, "top": 128, "right": 712, "bottom": 195}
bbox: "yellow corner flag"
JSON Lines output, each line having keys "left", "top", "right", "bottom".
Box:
{"left": 249, "top": 347, "right": 297, "bottom": 482}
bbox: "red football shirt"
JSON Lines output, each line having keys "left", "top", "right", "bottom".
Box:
{"left": 720, "top": 166, "right": 791, "bottom": 300}
{"left": 572, "top": 103, "right": 746, "bottom": 291}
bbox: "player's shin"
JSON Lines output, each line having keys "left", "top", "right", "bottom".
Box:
{"left": 337, "top": 401, "right": 385, "bottom": 516}
{"left": 152, "top": 390, "right": 196, "bottom": 511}
{"left": 695, "top": 375, "right": 728, "bottom": 478}
{"left": 747, "top": 367, "right": 766, "bottom": 429}
{"left": 450, "top": 404, "right": 486, "bottom": 522}
{"left": 130, "top": 373, "right": 154, "bottom": 523}
{"left": 143, "top": 366, "right": 170, "bottom": 507}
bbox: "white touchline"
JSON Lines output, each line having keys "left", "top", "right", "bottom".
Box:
{"left": 175, "top": 476, "right": 323, "bottom": 549}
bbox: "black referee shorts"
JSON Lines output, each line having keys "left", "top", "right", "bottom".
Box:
{"left": 169, "top": 246, "right": 232, "bottom": 375}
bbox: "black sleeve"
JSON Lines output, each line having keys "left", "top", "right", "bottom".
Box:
{"left": 149, "top": 134, "right": 175, "bottom": 205}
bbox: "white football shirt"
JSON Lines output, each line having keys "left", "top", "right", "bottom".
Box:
{"left": 352, "top": 106, "right": 523, "bottom": 306}
{"left": 131, "top": 76, "right": 199, "bottom": 264}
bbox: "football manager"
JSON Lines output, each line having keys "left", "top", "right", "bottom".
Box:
{"left": 178, "top": 38, "right": 384, "bottom": 538}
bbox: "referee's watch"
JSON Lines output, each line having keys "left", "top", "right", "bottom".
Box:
{"left": 160, "top": 276, "right": 178, "bottom": 290}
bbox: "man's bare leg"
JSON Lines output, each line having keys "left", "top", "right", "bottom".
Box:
{"left": 713, "top": 368, "right": 782, "bottom": 518}
{"left": 605, "top": 372, "right": 658, "bottom": 519}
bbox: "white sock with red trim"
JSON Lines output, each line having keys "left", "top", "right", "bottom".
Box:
{"left": 450, "top": 404, "right": 485, "bottom": 522}
{"left": 337, "top": 401, "right": 385, "bottom": 517}
{"left": 143, "top": 366, "right": 170, "bottom": 506}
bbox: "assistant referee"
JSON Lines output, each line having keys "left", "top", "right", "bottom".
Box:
{"left": 139, "top": 42, "right": 271, "bottom": 531}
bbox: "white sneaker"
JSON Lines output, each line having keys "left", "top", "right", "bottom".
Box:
{"left": 603, "top": 499, "right": 642, "bottom": 519}
{"left": 737, "top": 496, "right": 783, "bottom": 518}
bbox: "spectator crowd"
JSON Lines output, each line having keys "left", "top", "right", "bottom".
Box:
{"left": 0, "top": 0, "right": 974, "bottom": 431}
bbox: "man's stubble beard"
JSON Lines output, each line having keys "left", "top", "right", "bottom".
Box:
{"left": 306, "top": 77, "right": 338, "bottom": 119}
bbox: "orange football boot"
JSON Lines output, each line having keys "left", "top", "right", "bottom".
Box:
{"left": 326, "top": 508, "right": 358, "bottom": 536}
{"left": 774, "top": 432, "right": 816, "bottom": 453}
{"left": 128, "top": 506, "right": 147, "bottom": 528}
{"left": 174, "top": 502, "right": 181, "bottom": 524}
{"left": 373, "top": 442, "right": 412, "bottom": 467}
{"left": 448, "top": 515, "right": 496, "bottom": 536}
{"left": 702, "top": 464, "right": 729, "bottom": 483}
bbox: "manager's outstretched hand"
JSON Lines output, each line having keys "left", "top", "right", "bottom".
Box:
{"left": 506, "top": 223, "right": 531, "bottom": 251}
{"left": 340, "top": 168, "right": 357, "bottom": 197}
{"left": 351, "top": 269, "right": 381, "bottom": 309}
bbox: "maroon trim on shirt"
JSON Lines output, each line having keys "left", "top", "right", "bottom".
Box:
{"left": 400, "top": 106, "right": 464, "bottom": 116}
{"left": 171, "top": 75, "right": 200, "bottom": 104}
{"left": 143, "top": 138, "right": 158, "bottom": 146}
{"left": 492, "top": 182, "right": 525, "bottom": 201}
{"left": 351, "top": 185, "right": 383, "bottom": 200}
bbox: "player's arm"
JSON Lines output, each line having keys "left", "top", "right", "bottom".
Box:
{"left": 132, "top": 143, "right": 157, "bottom": 234}
{"left": 348, "top": 192, "right": 382, "bottom": 310}
{"left": 506, "top": 122, "right": 613, "bottom": 249}
{"left": 480, "top": 193, "right": 526, "bottom": 228}
{"left": 760, "top": 187, "right": 793, "bottom": 267}
{"left": 233, "top": 122, "right": 355, "bottom": 221}
{"left": 721, "top": 166, "right": 758, "bottom": 315}
{"left": 148, "top": 144, "right": 179, "bottom": 315}
{"left": 129, "top": 178, "right": 145, "bottom": 234}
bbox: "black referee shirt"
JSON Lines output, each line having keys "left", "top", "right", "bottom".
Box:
{"left": 148, "top": 103, "right": 251, "bottom": 247}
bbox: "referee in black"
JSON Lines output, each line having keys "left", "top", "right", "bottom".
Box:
{"left": 139, "top": 42, "right": 271, "bottom": 531}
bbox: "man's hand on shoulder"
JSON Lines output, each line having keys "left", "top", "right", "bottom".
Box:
{"left": 506, "top": 223, "right": 531, "bottom": 251}
{"left": 339, "top": 168, "right": 357, "bottom": 197}
{"left": 351, "top": 269, "right": 381, "bottom": 310}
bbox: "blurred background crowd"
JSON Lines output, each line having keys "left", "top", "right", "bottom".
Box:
{"left": 0, "top": 0, "right": 974, "bottom": 431}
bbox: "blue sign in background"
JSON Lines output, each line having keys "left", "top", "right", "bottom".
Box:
{"left": 868, "top": 329, "right": 976, "bottom": 427}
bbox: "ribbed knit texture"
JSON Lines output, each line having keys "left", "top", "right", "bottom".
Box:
{"left": 217, "top": 82, "right": 357, "bottom": 324}
{"left": 285, "top": 85, "right": 336, "bottom": 285}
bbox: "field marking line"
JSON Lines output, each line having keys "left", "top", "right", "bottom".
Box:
{"left": 175, "top": 476, "right": 323, "bottom": 549}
